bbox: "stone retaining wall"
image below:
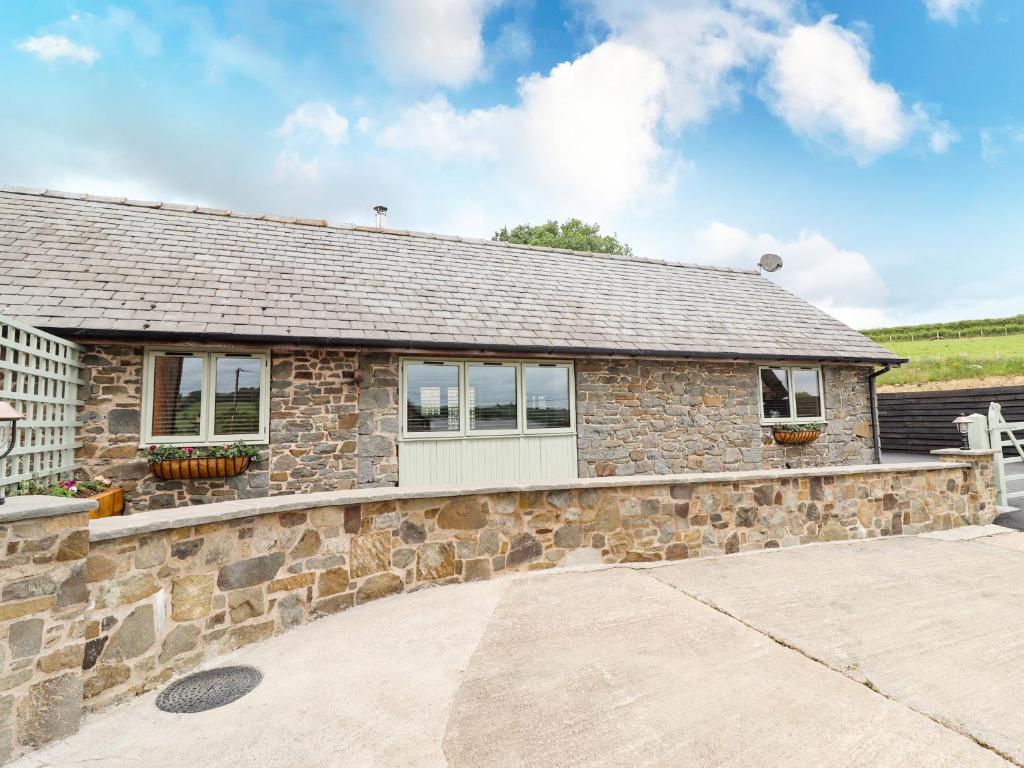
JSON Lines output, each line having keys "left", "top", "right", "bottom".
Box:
{"left": 1, "top": 454, "right": 997, "bottom": 763}
{"left": 0, "top": 499, "right": 93, "bottom": 764}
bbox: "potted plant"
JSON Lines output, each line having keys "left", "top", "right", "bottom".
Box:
{"left": 13, "top": 476, "right": 124, "bottom": 519}
{"left": 772, "top": 422, "right": 825, "bottom": 445}
{"left": 144, "top": 441, "right": 261, "bottom": 481}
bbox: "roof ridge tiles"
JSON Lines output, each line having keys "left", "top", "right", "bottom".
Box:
{"left": 0, "top": 185, "right": 756, "bottom": 276}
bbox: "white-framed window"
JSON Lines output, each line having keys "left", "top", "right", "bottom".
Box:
{"left": 758, "top": 366, "right": 824, "bottom": 424}
{"left": 400, "top": 358, "right": 575, "bottom": 439}
{"left": 140, "top": 349, "right": 271, "bottom": 446}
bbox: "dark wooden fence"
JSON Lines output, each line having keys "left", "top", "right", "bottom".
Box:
{"left": 879, "top": 385, "right": 1024, "bottom": 454}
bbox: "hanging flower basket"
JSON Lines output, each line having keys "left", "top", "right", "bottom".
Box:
{"left": 772, "top": 423, "right": 825, "bottom": 445}
{"left": 148, "top": 456, "right": 252, "bottom": 481}
{"left": 144, "top": 442, "right": 260, "bottom": 481}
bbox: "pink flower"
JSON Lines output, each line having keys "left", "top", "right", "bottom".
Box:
{"left": 183, "top": 447, "right": 194, "bottom": 453}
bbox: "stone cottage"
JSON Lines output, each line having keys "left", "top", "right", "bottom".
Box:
{"left": 0, "top": 187, "right": 903, "bottom": 511}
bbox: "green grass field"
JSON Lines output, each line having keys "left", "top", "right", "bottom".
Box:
{"left": 863, "top": 313, "right": 1024, "bottom": 343}
{"left": 875, "top": 333, "right": 1024, "bottom": 387}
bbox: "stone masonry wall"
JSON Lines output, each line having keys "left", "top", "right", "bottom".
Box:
{"left": 0, "top": 455, "right": 997, "bottom": 762}
{"left": 575, "top": 360, "right": 875, "bottom": 478}
{"left": 0, "top": 499, "right": 92, "bottom": 763}
{"left": 79, "top": 346, "right": 874, "bottom": 511}
{"left": 79, "top": 455, "right": 993, "bottom": 713}
{"left": 77, "top": 343, "right": 372, "bottom": 512}
{"left": 267, "top": 347, "right": 359, "bottom": 495}
{"left": 356, "top": 351, "right": 400, "bottom": 487}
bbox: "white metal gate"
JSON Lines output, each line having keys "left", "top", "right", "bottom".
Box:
{"left": 988, "top": 402, "right": 1024, "bottom": 507}
{"left": 0, "top": 314, "right": 84, "bottom": 494}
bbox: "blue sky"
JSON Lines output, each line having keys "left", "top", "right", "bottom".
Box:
{"left": 2, "top": 0, "right": 1022, "bottom": 329}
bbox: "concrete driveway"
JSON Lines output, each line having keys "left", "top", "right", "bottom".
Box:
{"left": 15, "top": 527, "right": 1024, "bottom": 768}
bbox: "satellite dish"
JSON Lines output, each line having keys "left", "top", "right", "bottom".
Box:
{"left": 758, "top": 253, "right": 783, "bottom": 273}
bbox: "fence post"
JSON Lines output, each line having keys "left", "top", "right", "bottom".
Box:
{"left": 988, "top": 402, "right": 1006, "bottom": 507}
{"left": 966, "top": 413, "right": 990, "bottom": 451}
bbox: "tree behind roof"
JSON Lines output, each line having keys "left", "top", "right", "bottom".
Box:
{"left": 493, "top": 219, "right": 632, "bottom": 256}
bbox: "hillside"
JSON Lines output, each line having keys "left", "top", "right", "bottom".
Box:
{"left": 871, "top": 331, "right": 1024, "bottom": 389}
{"left": 863, "top": 314, "right": 1024, "bottom": 344}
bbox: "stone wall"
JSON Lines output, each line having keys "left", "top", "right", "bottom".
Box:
{"left": 267, "top": 347, "right": 359, "bottom": 495}
{"left": 77, "top": 343, "right": 366, "bottom": 512}
{"left": 0, "top": 454, "right": 998, "bottom": 762}
{"left": 80, "top": 455, "right": 994, "bottom": 710}
{"left": 575, "top": 360, "right": 875, "bottom": 478}
{"left": 0, "top": 498, "right": 93, "bottom": 763}
{"left": 356, "top": 351, "right": 400, "bottom": 487}
{"left": 78, "top": 345, "right": 874, "bottom": 511}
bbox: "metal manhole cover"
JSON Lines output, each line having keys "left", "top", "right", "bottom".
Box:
{"left": 156, "top": 666, "right": 262, "bottom": 713}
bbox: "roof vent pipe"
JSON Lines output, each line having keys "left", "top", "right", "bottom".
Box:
{"left": 373, "top": 205, "right": 388, "bottom": 229}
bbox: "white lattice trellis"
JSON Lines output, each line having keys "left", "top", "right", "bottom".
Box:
{"left": 0, "top": 314, "right": 84, "bottom": 494}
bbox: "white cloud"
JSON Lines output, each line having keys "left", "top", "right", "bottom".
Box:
{"left": 342, "top": 0, "right": 503, "bottom": 88}
{"left": 575, "top": 2, "right": 954, "bottom": 161}
{"left": 58, "top": 7, "right": 161, "bottom": 58}
{"left": 202, "top": 34, "right": 284, "bottom": 87}
{"left": 924, "top": 0, "right": 981, "bottom": 24}
{"left": 695, "top": 221, "right": 891, "bottom": 328}
{"left": 761, "top": 17, "right": 957, "bottom": 162}
{"left": 580, "top": 0, "right": 784, "bottom": 130}
{"left": 924, "top": 111, "right": 960, "bottom": 154}
{"left": 96, "top": 7, "right": 161, "bottom": 57}
{"left": 16, "top": 34, "right": 99, "bottom": 65}
{"left": 381, "top": 41, "right": 675, "bottom": 216}
{"left": 273, "top": 150, "right": 320, "bottom": 182}
{"left": 493, "top": 21, "right": 533, "bottom": 62}
{"left": 381, "top": 96, "right": 510, "bottom": 160}
{"left": 980, "top": 125, "right": 1024, "bottom": 162}
{"left": 278, "top": 102, "right": 349, "bottom": 146}
{"left": 377, "top": 2, "right": 957, "bottom": 226}
{"left": 516, "top": 42, "right": 674, "bottom": 212}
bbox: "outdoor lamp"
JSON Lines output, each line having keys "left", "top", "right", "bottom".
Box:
{"left": 0, "top": 401, "right": 24, "bottom": 460}
{"left": 953, "top": 414, "right": 972, "bottom": 450}
{"left": 0, "top": 401, "right": 25, "bottom": 506}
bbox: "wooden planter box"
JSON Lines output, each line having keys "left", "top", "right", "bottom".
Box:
{"left": 772, "top": 429, "right": 822, "bottom": 446}
{"left": 88, "top": 487, "right": 125, "bottom": 520}
{"left": 148, "top": 456, "right": 252, "bottom": 481}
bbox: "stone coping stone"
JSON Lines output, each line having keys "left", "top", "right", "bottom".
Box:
{"left": 0, "top": 495, "right": 98, "bottom": 523}
{"left": 931, "top": 448, "right": 999, "bottom": 457}
{"left": 89, "top": 462, "right": 967, "bottom": 543}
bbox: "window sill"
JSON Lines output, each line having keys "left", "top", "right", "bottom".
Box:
{"left": 137, "top": 439, "right": 270, "bottom": 449}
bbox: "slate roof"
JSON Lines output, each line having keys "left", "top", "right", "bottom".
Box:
{"left": 0, "top": 187, "right": 901, "bottom": 363}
